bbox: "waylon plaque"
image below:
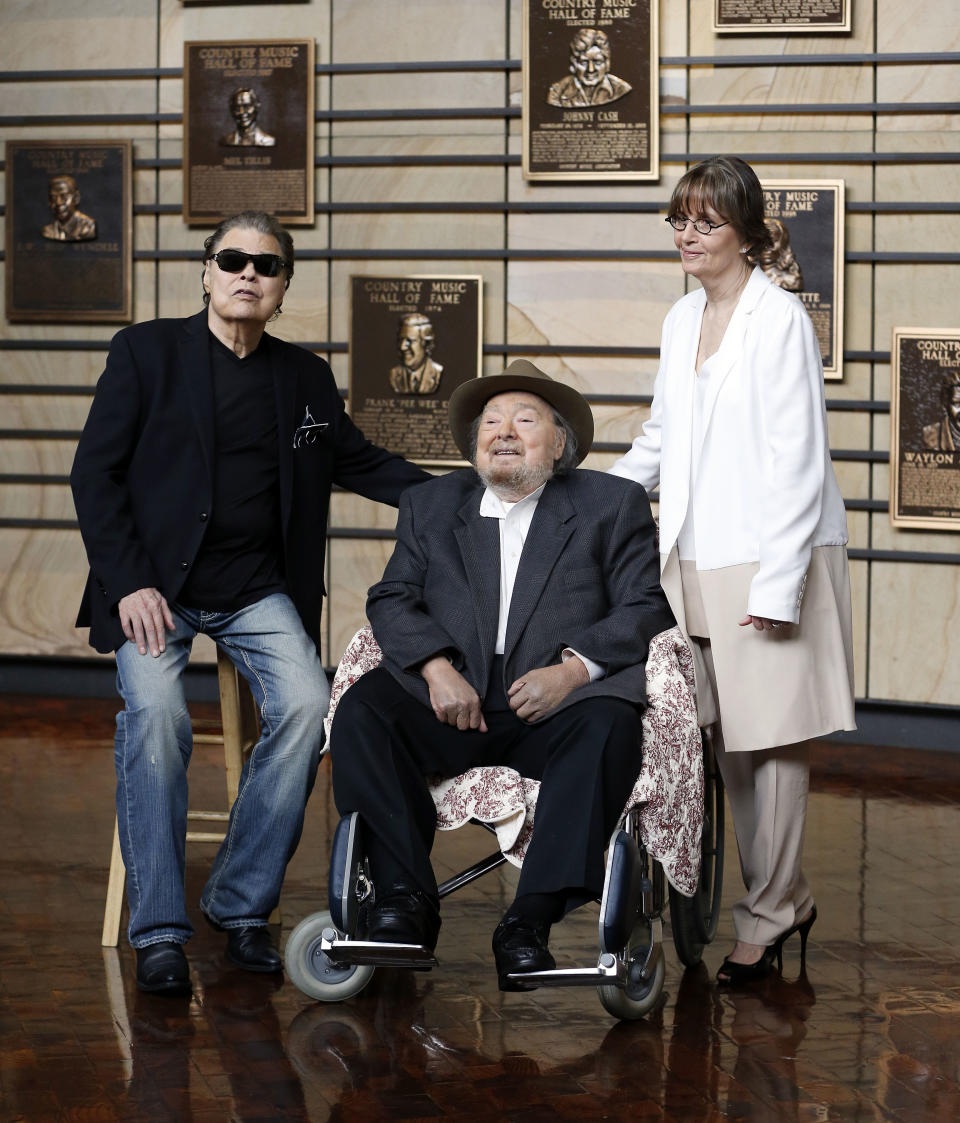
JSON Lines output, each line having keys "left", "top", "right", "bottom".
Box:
{"left": 890, "top": 328, "right": 960, "bottom": 531}
{"left": 183, "top": 39, "right": 315, "bottom": 225}
{"left": 523, "top": 0, "right": 659, "bottom": 182}
{"left": 761, "top": 180, "right": 845, "bottom": 380}
{"left": 5, "top": 140, "right": 132, "bottom": 323}
{"left": 350, "top": 275, "right": 483, "bottom": 466}
{"left": 714, "top": 0, "right": 850, "bottom": 33}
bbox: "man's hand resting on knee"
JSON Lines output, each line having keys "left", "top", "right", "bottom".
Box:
{"left": 119, "top": 587, "right": 175, "bottom": 657}
{"left": 507, "top": 657, "right": 589, "bottom": 723}
{"left": 420, "top": 656, "right": 488, "bottom": 732}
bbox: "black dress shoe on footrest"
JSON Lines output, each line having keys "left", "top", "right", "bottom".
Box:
{"left": 492, "top": 915, "right": 556, "bottom": 992}
{"left": 366, "top": 884, "right": 441, "bottom": 952}
{"left": 226, "top": 926, "right": 283, "bottom": 973}
{"left": 136, "top": 941, "right": 191, "bottom": 995}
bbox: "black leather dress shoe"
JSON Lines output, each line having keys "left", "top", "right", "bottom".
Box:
{"left": 135, "top": 941, "right": 191, "bottom": 995}
{"left": 366, "top": 884, "right": 441, "bottom": 951}
{"left": 226, "top": 926, "right": 283, "bottom": 973}
{"left": 492, "top": 916, "right": 556, "bottom": 991}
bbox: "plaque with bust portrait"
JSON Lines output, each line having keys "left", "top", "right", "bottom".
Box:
{"left": 4, "top": 140, "right": 132, "bottom": 323}
{"left": 761, "top": 180, "right": 845, "bottom": 380}
{"left": 183, "top": 39, "right": 315, "bottom": 225}
{"left": 350, "top": 275, "right": 484, "bottom": 466}
{"left": 890, "top": 328, "right": 960, "bottom": 531}
{"left": 523, "top": 0, "right": 659, "bottom": 181}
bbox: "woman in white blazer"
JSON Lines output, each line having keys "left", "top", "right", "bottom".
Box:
{"left": 611, "top": 156, "right": 855, "bottom": 984}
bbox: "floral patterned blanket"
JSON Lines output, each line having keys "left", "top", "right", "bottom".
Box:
{"left": 324, "top": 625, "right": 703, "bottom": 896}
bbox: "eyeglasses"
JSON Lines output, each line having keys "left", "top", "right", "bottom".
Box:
{"left": 209, "top": 249, "right": 286, "bottom": 277}
{"left": 665, "top": 216, "right": 731, "bottom": 235}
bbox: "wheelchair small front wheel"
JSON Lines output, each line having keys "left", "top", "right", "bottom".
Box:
{"left": 597, "top": 919, "right": 665, "bottom": 1021}
{"left": 285, "top": 910, "right": 375, "bottom": 1002}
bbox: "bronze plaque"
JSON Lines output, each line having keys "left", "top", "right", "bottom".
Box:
{"left": 522, "top": 0, "right": 659, "bottom": 182}
{"left": 350, "top": 275, "right": 483, "bottom": 467}
{"left": 890, "top": 328, "right": 960, "bottom": 531}
{"left": 5, "top": 140, "right": 132, "bottom": 324}
{"left": 761, "top": 180, "right": 845, "bottom": 380}
{"left": 714, "top": 0, "right": 850, "bottom": 33}
{"left": 183, "top": 39, "right": 315, "bottom": 225}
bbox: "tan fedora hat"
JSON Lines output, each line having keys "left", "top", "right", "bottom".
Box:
{"left": 447, "top": 359, "right": 594, "bottom": 465}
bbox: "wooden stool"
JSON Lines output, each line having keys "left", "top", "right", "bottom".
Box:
{"left": 101, "top": 646, "right": 265, "bottom": 947}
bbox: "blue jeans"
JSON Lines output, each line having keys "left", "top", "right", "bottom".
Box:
{"left": 114, "top": 593, "right": 328, "bottom": 948}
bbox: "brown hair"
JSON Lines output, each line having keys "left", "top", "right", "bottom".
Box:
{"left": 668, "top": 156, "right": 773, "bottom": 264}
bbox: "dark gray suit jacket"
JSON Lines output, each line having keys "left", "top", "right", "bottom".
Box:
{"left": 367, "top": 468, "right": 674, "bottom": 720}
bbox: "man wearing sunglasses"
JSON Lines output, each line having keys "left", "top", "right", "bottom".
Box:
{"left": 71, "top": 210, "right": 430, "bottom": 995}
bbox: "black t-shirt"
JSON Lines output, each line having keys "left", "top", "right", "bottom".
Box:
{"left": 177, "top": 332, "right": 285, "bottom": 611}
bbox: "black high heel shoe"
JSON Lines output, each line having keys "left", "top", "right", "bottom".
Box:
{"left": 771, "top": 905, "right": 817, "bottom": 972}
{"left": 716, "top": 944, "right": 776, "bottom": 985}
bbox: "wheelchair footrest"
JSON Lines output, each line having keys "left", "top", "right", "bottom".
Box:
{"left": 505, "top": 954, "right": 621, "bottom": 990}
{"left": 321, "top": 932, "right": 438, "bottom": 971}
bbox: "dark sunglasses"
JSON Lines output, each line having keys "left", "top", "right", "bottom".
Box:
{"left": 209, "top": 249, "right": 286, "bottom": 277}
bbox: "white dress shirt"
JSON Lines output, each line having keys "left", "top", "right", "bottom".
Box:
{"left": 479, "top": 483, "right": 604, "bottom": 681}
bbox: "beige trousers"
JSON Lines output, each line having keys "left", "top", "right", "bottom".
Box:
{"left": 689, "top": 578, "right": 815, "bottom": 946}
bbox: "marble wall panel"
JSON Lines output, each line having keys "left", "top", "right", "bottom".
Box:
{"left": 832, "top": 460, "right": 869, "bottom": 506}
{"left": 846, "top": 510, "right": 869, "bottom": 553}
{"left": 3, "top": 394, "right": 91, "bottom": 433}
{"left": 0, "top": 352, "right": 104, "bottom": 387}
{"left": 159, "top": 0, "right": 331, "bottom": 66}
{"left": 0, "top": 528, "right": 89, "bottom": 657}
{"left": 849, "top": 558, "right": 868, "bottom": 698}
{"left": 0, "top": 484, "right": 75, "bottom": 521}
{"left": 0, "top": 0, "right": 158, "bottom": 70}
{"left": 506, "top": 258, "right": 681, "bottom": 360}
{"left": 827, "top": 409, "right": 871, "bottom": 454}
{"left": 867, "top": 561, "right": 960, "bottom": 705}
{"left": 326, "top": 538, "right": 396, "bottom": 663}
{"left": 332, "top": 211, "right": 504, "bottom": 254}
{"left": 0, "top": 440, "right": 78, "bottom": 478}
{"left": 332, "top": 0, "right": 506, "bottom": 63}
{"left": 875, "top": 265, "right": 960, "bottom": 351}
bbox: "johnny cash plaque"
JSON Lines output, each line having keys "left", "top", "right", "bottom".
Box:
{"left": 523, "top": 0, "right": 659, "bottom": 182}
{"left": 761, "top": 180, "right": 844, "bottom": 379}
{"left": 890, "top": 328, "right": 960, "bottom": 531}
{"left": 183, "top": 39, "right": 315, "bottom": 225}
{"left": 350, "top": 275, "right": 483, "bottom": 466}
{"left": 714, "top": 0, "right": 850, "bottom": 33}
{"left": 5, "top": 140, "right": 132, "bottom": 323}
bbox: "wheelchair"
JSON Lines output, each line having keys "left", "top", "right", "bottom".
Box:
{"left": 285, "top": 626, "right": 724, "bottom": 1021}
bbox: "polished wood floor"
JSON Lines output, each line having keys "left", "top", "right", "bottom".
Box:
{"left": 1, "top": 694, "right": 959, "bottom": 1122}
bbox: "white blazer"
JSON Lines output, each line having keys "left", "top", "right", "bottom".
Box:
{"left": 611, "top": 267, "right": 848, "bottom": 625}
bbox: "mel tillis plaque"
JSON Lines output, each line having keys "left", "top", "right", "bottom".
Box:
{"left": 350, "top": 275, "right": 483, "bottom": 467}
{"left": 890, "top": 328, "right": 960, "bottom": 532}
{"left": 523, "top": 0, "right": 659, "bottom": 182}
{"left": 183, "top": 39, "right": 315, "bottom": 225}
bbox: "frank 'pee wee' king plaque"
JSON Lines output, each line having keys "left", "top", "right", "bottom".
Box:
{"left": 350, "top": 275, "right": 483, "bottom": 467}
{"left": 890, "top": 328, "right": 960, "bottom": 531}
{"left": 523, "top": 0, "right": 659, "bottom": 182}
{"left": 183, "top": 39, "right": 315, "bottom": 225}
{"left": 761, "top": 180, "right": 845, "bottom": 380}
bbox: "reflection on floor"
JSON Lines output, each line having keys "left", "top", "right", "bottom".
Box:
{"left": 1, "top": 694, "right": 959, "bottom": 1121}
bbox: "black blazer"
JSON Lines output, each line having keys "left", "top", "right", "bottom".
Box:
{"left": 71, "top": 310, "right": 429, "bottom": 653}
{"left": 366, "top": 469, "right": 674, "bottom": 720}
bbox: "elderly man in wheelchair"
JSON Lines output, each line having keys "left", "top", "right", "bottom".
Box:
{"left": 311, "top": 360, "right": 688, "bottom": 998}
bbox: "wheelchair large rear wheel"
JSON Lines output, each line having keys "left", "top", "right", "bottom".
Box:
{"left": 285, "top": 910, "right": 375, "bottom": 1002}
{"left": 669, "top": 733, "right": 725, "bottom": 967}
{"left": 597, "top": 916, "right": 665, "bottom": 1021}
